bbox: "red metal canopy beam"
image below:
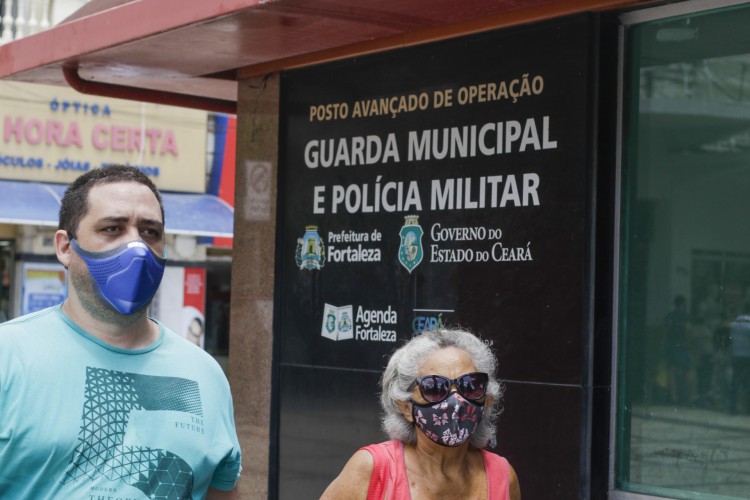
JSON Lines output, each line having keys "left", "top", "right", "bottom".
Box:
{"left": 62, "top": 65, "right": 237, "bottom": 115}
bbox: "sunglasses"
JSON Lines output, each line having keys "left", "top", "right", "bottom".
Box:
{"left": 408, "top": 372, "right": 489, "bottom": 403}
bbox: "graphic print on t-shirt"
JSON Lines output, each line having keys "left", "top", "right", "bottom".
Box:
{"left": 61, "top": 367, "right": 203, "bottom": 499}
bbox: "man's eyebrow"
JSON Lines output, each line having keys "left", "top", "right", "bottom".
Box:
{"left": 96, "top": 216, "right": 129, "bottom": 224}
{"left": 96, "top": 216, "right": 164, "bottom": 227}
{"left": 140, "top": 218, "right": 164, "bottom": 227}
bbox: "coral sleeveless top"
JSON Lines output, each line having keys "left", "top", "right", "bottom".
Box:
{"left": 361, "top": 440, "right": 510, "bottom": 500}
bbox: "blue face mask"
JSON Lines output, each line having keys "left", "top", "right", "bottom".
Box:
{"left": 70, "top": 238, "right": 166, "bottom": 315}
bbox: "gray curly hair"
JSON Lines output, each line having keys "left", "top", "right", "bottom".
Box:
{"left": 380, "top": 327, "right": 503, "bottom": 448}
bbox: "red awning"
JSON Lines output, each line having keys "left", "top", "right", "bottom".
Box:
{"left": 0, "top": 0, "right": 647, "bottom": 112}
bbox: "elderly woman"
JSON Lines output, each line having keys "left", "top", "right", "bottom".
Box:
{"left": 321, "top": 328, "right": 521, "bottom": 499}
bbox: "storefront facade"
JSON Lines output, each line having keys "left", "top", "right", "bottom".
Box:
{"left": 2, "top": 0, "right": 750, "bottom": 498}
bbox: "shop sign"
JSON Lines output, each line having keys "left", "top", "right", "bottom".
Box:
{"left": 0, "top": 82, "right": 207, "bottom": 192}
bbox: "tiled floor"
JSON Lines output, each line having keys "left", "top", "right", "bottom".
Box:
{"left": 627, "top": 405, "right": 750, "bottom": 498}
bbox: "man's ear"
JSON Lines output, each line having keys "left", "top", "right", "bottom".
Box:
{"left": 397, "top": 400, "right": 413, "bottom": 423}
{"left": 55, "top": 230, "right": 72, "bottom": 269}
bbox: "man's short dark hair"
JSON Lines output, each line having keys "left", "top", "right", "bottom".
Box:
{"left": 58, "top": 165, "right": 164, "bottom": 238}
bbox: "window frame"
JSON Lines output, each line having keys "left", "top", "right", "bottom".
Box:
{"left": 610, "top": 0, "right": 750, "bottom": 498}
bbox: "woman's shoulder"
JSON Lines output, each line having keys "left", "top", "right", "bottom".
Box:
{"left": 361, "top": 439, "right": 402, "bottom": 458}
{"left": 480, "top": 448, "right": 510, "bottom": 471}
{"left": 480, "top": 450, "right": 521, "bottom": 500}
{"left": 319, "top": 448, "right": 375, "bottom": 500}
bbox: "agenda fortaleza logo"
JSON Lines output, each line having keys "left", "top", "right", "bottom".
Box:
{"left": 320, "top": 303, "right": 398, "bottom": 342}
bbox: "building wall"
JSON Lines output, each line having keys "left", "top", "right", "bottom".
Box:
{"left": 229, "top": 3, "right": 750, "bottom": 500}
{"left": 229, "top": 75, "right": 279, "bottom": 499}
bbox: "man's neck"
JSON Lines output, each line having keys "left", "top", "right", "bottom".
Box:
{"left": 61, "top": 299, "right": 159, "bottom": 350}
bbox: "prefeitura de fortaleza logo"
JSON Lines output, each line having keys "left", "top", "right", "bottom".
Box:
{"left": 295, "top": 225, "right": 325, "bottom": 270}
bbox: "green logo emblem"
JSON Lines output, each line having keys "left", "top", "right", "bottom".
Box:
{"left": 398, "top": 215, "right": 423, "bottom": 273}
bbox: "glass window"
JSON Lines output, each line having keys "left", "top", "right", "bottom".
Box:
{"left": 617, "top": 2, "right": 750, "bottom": 499}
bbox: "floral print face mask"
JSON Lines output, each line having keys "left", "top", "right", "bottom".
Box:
{"left": 411, "top": 391, "right": 484, "bottom": 447}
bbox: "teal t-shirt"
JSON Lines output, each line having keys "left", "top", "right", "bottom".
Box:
{"left": 0, "top": 305, "right": 242, "bottom": 499}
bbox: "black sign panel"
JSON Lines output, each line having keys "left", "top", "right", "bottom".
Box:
{"left": 279, "top": 16, "right": 592, "bottom": 384}
{"left": 276, "top": 14, "right": 597, "bottom": 498}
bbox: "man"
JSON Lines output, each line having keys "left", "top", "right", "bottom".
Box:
{"left": 0, "top": 165, "right": 241, "bottom": 499}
